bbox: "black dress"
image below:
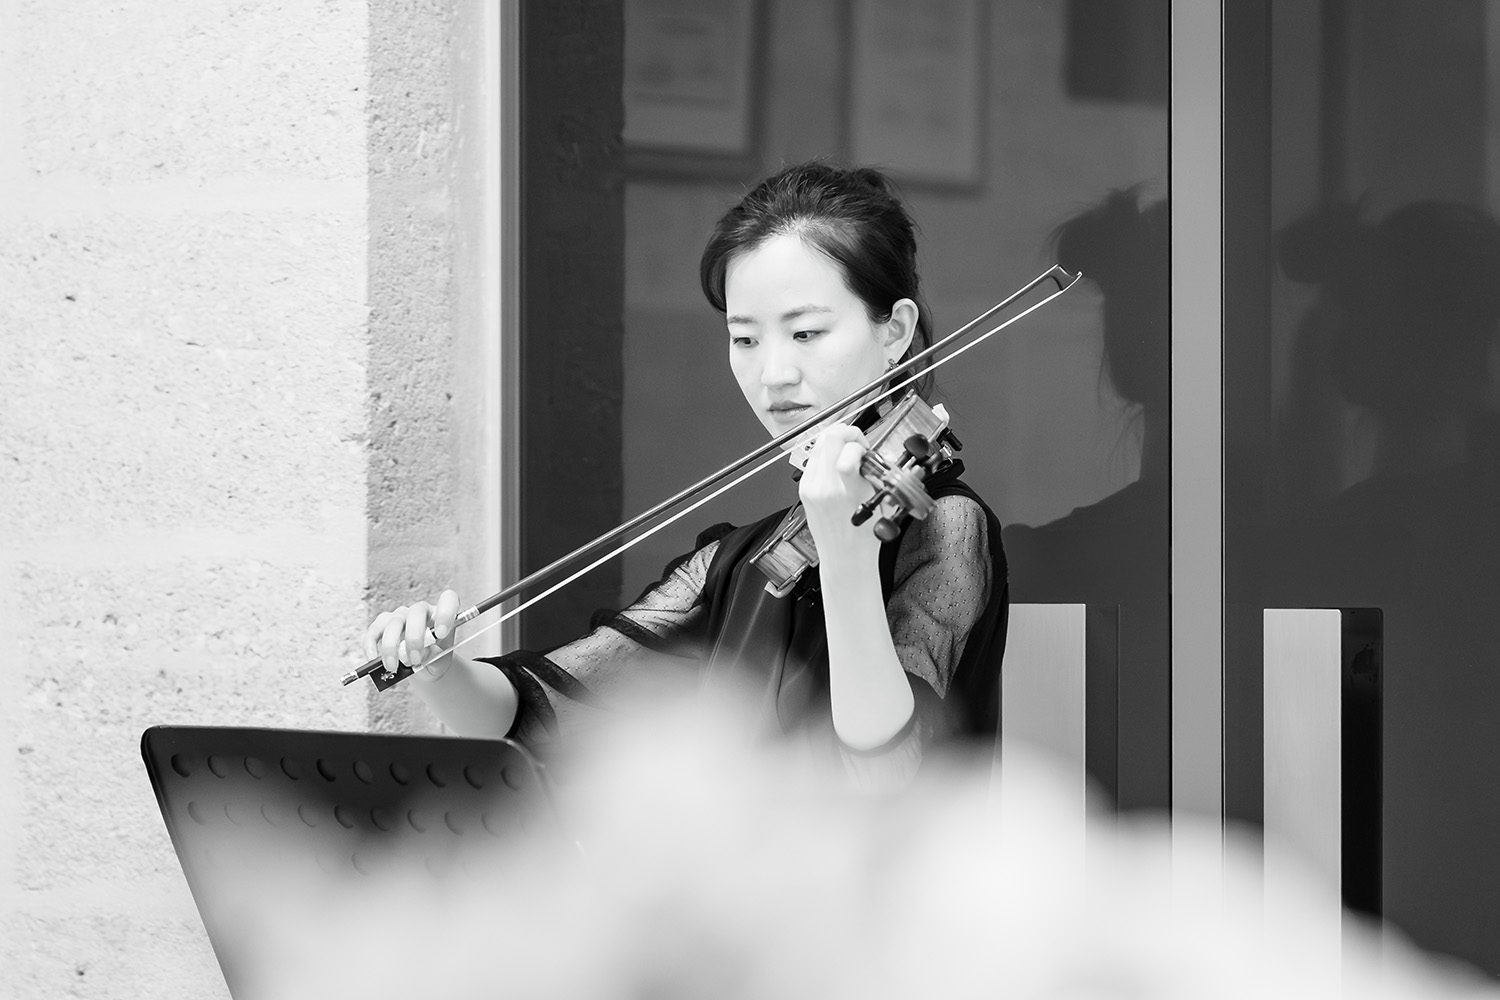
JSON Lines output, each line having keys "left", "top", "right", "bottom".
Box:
{"left": 480, "top": 461, "right": 1008, "bottom": 780}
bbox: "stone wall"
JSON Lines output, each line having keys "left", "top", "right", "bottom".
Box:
{"left": 0, "top": 1, "right": 481, "bottom": 995}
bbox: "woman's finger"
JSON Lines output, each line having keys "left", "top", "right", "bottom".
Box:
{"left": 804, "top": 424, "right": 861, "bottom": 478}
{"left": 364, "top": 613, "right": 390, "bottom": 661}
{"left": 379, "top": 607, "right": 408, "bottom": 672}
{"left": 404, "top": 602, "right": 433, "bottom": 667}
{"left": 834, "top": 438, "right": 867, "bottom": 477}
{"left": 434, "top": 589, "right": 461, "bottom": 640}
{"left": 814, "top": 422, "right": 861, "bottom": 451}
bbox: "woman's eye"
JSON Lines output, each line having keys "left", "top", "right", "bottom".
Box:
{"left": 731, "top": 336, "right": 755, "bottom": 348}
{"left": 792, "top": 329, "right": 822, "bottom": 342}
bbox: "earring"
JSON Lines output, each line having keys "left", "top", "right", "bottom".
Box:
{"left": 886, "top": 358, "right": 898, "bottom": 370}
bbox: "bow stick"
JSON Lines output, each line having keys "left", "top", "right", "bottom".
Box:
{"left": 344, "top": 264, "right": 1081, "bottom": 689}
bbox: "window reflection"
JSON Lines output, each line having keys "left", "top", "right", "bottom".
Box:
{"left": 613, "top": 0, "right": 1169, "bottom": 809}
{"left": 1227, "top": 0, "right": 1500, "bottom": 976}
{"left": 1003, "top": 190, "right": 1170, "bottom": 810}
{"left": 1271, "top": 198, "right": 1500, "bottom": 972}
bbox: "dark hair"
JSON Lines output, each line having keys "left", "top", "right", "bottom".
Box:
{"left": 700, "top": 162, "right": 935, "bottom": 396}
{"left": 1279, "top": 200, "right": 1500, "bottom": 414}
{"left": 1050, "top": 188, "right": 1169, "bottom": 411}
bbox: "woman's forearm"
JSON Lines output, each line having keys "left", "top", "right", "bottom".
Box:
{"left": 818, "top": 554, "right": 915, "bottom": 751}
{"left": 410, "top": 653, "right": 520, "bottom": 738}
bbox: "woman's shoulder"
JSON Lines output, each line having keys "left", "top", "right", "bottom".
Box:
{"left": 907, "top": 493, "right": 991, "bottom": 548}
{"left": 921, "top": 460, "right": 995, "bottom": 511}
{"left": 890, "top": 472, "right": 1004, "bottom": 580}
{"left": 920, "top": 460, "right": 998, "bottom": 529}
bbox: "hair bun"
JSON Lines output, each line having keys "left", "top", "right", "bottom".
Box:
{"left": 849, "top": 166, "right": 895, "bottom": 195}
{"left": 1051, "top": 187, "right": 1166, "bottom": 290}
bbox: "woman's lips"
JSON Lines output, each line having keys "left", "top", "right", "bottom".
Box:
{"left": 767, "top": 404, "right": 813, "bottom": 423}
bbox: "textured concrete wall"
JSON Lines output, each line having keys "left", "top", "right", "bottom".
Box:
{"left": 0, "top": 1, "right": 375, "bottom": 996}
{"left": 363, "top": 0, "right": 502, "bottom": 731}
{"left": 446, "top": 1, "right": 507, "bottom": 656}
{"left": 365, "top": 0, "right": 461, "bottom": 735}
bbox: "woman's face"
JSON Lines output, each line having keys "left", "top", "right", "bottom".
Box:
{"left": 724, "top": 233, "right": 913, "bottom": 442}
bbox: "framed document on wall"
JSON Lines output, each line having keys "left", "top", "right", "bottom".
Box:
{"left": 848, "top": 0, "right": 985, "bottom": 188}
{"left": 623, "top": 0, "right": 761, "bottom": 176}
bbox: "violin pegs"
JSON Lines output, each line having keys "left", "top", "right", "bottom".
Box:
{"left": 902, "top": 434, "right": 933, "bottom": 462}
{"left": 873, "top": 517, "right": 901, "bottom": 543}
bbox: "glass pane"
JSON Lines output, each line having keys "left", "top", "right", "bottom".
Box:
{"left": 614, "top": 0, "right": 1170, "bottom": 805}
{"left": 1226, "top": 0, "right": 1500, "bottom": 975}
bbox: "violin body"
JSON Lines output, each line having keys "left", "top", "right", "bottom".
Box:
{"left": 750, "top": 391, "right": 961, "bottom": 598}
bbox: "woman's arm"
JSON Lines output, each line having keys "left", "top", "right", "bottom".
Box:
{"left": 799, "top": 425, "right": 917, "bottom": 751}
{"left": 802, "top": 426, "right": 994, "bottom": 774}
{"left": 365, "top": 531, "right": 722, "bottom": 742}
{"left": 365, "top": 591, "right": 519, "bottom": 737}
{"left": 818, "top": 547, "right": 916, "bottom": 750}
{"left": 830, "top": 493, "right": 993, "bottom": 788}
{"left": 409, "top": 651, "right": 520, "bottom": 738}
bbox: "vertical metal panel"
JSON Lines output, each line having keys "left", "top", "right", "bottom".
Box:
{"left": 517, "top": 0, "right": 626, "bottom": 650}
{"left": 998, "top": 603, "right": 1090, "bottom": 851}
{"left": 1262, "top": 608, "right": 1344, "bottom": 989}
{"left": 499, "top": 2, "right": 520, "bottom": 651}
{"left": 1002, "top": 604, "right": 1089, "bottom": 783}
{"left": 1263, "top": 609, "right": 1343, "bottom": 881}
{"left": 446, "top": 0, "right": 513, "bottom": 662}
{"left": 1170, "top": 1, "right": 1224, "bottom": 825}
{"left": 1220, "top": 0, "right": 1271, "bottom": 833}
{"left": 1084, "top": 605, "right": 1121, "bottom": 805}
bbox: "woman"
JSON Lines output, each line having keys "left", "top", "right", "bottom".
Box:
{"left": 368, "top": 163, "right": 1008, "bottom": 784}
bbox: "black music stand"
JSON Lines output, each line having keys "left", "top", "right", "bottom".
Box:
{"left": 142, "top": 726, "right": 563, "bottom": 999}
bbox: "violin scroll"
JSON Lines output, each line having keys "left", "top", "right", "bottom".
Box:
{"left": 851, "top": 433, "right": 948, "bottom": 540}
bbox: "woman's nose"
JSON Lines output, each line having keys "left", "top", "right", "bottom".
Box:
{"left": 760, "top": 342, "right": 800, "bottom": 387}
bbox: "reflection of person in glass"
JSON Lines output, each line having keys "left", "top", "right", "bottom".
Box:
{"left": 365, "top": 163, "right": 1008, "bottom": 786}
{"left": 1275, "top": 199, "right": 1500, "bottom": 968}
{"left": 1002, "top": 189, "right": 1171, "bottom": 809}
{"left": 1278, "top": 201, "right": 1500, "bottom": 501}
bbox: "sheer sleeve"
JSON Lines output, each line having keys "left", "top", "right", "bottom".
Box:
{"left": 839, "top": 494, "right": 993, "bottom": 787}
{"left": 888, "top": 493, "right": 992, "bottom": 695}
{"left": 479, "top": 537, "right": 722, "bottom": 749}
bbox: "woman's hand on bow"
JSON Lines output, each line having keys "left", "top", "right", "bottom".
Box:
{"left": 364, "top": 588, "right": 462, "bottom": 679}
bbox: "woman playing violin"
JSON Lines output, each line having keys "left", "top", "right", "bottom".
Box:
{"left": 367, "top": 163, "right": 1008, "bottom": 785}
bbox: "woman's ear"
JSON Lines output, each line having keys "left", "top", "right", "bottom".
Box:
{"left": 884, "top": 297, "right": 919, "bottom": 359}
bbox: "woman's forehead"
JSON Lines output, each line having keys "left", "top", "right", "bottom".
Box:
{"left": 724, "top": 233, "right": 855, "bottom": 313}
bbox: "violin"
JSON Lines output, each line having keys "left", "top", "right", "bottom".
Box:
{"left": 751, "top": 391, "right": 961, "bottom": 598}
{"left": 344, "top": 264, "right": 1082, "bottom": 692}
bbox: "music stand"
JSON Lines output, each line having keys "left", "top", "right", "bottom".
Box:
{"left": 142, "top": 726, "right": 563, "bottom": 999}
